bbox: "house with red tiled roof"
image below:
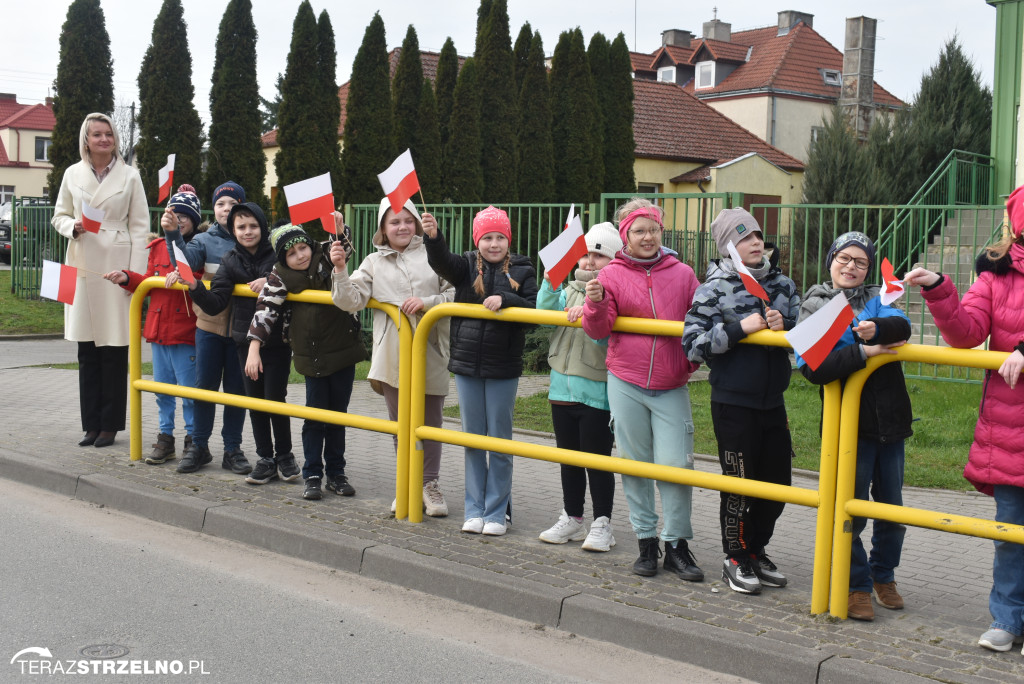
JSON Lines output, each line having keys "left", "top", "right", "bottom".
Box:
{"left": 0, "top": 94, "right": 55, "bottom": 204}
{"left": 634, "top": 11, "right": 904, "bottom": 163}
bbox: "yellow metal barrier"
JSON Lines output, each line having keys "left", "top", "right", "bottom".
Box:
{"left": 405, "top": 303, "right": 841, "bottom": 615}
{"left": 829, "top": 343, "right": 1019, "bottom": 618}
{"left": 128, "top": 279, "right": 412, "bottom": 513}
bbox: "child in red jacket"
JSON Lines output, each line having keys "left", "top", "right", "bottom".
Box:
{"left": 103, "top": 185, "right": 203, "bottom": 464}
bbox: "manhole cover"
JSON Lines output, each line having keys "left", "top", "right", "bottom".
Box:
{"left": 78, "top": 644, "right": 130, "bottom": 659}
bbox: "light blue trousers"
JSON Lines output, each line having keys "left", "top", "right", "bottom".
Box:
{"left": 455, "top": 375, "right": 518, "bottom": 524}
{"left": 151, "top": 342, "right": 195, "bottom": 438}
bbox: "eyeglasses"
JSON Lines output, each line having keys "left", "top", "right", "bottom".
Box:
{"left": 833, "top": 253, "right": 870, "bottom": 270}
{"left": 628, "top": 227, "right": 662, "bottom": 239}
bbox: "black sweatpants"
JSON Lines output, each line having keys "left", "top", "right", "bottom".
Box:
{"left": 711, "top": 401, "right": 792, "bottom": 558}
{"left": 236, "top": 344, "right": 293, "bottom": 460}
{"left": 78, "top": 342, "right": 128, "bottom": 432}
{"left": 550, "top": 402, "right": 616, "bottom": 520}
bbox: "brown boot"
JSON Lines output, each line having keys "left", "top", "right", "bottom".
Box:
{"left": 848, "top": 591, "right": 874, "bottom": 621}
{"left": 873, "top": 581, "right": 904, "bottom": 610}
{"left": 145, "top": 433, "right": 176, "bottom": 464}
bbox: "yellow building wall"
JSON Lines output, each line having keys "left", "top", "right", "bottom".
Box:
{"left": 705, "top": 96, "right": 831, "bottom": 164}
{"left": 263, "top": 145, "right": 278, "bottom": 201}
{"left": 705, "top": 96, "right": 771, "bottom": 142}
{"left": 0, "top": 127, "right": 53, "bottom": 197}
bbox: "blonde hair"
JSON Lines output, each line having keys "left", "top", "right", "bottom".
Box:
{"left": 984, "top": 228, "right": 1024, "bottom": 262}
{"left": 472, "top": 251, "right": 520, "bottom": 297}
{"left": 615, "top": 197, "right": 664, "bottom": 225}
{"left": 78, "top": 112, "right": 122, "bottom": 164}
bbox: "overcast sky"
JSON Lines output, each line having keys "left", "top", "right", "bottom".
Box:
{"left": 2, "top": 0, "right": 996, "bottom": 128}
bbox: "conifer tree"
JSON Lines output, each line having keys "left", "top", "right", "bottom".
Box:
{"left": 317, "top": 9, "right": 343, "bottom": 202}
{"left": 414, "top": 80, "right": 442, "bottom": 197}
{"left": 206, "top": 0, "right": 266, "bottom": 207}
{"left": 273, "top": 1, "right": 322, "bottom": 221}
{"left": 339, "top": 12, "right": 393, "bottom": 205}
{"left": 517, "top": 32, "right": 553, "bottom": 203}
{"left": 48, "top": 0, "right": 114, "bottom": 202}
{"left": 392, "top": 25, "right": 424, "bottom": 157}
{"left": 135, "top": 0, "right": 204, "bottom": 205}
{"left": 475, "top": 0, "right": 517, "bottom": 201}
{"left": 443, "top": 58, "right": 483, "bottom": 204}
{"left": 550, "top": 29, "right": 602, "bottom": 203}
{"left": 475, "top": 0, "right": 493, "bottom": 54}
{"left": 603, "top": 33, "right": 637, "bottom": 193}
{"left": 513, "top": 22, "right": 532, "bottom": 96}
{"left": 435, "top": 38, "right": 459, "bottom": 159}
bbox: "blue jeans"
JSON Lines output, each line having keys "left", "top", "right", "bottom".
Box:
{"left": 151, "top": 342, "right": 195, "bottom": 437}
{"left": 301, "top": 365, "right": 355, "bottom": 480}
{"left": 454, "top": 375, "right": 518, "bottom": 524}
{"left": 990, "top": 485, "right": 1024, "bottom": 635}
{"left": 606, "top": 374, "right": 694, "bottom": 543}
{"left": 191, "top": 329, "right": 246, "bottom": 451}
{"left": 849, "top": 439, "right": 906, "bottom": 592}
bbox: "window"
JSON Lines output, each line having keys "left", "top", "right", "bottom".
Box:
{"left": 809, "top": 126, "right": 824, "bottom": 149}
{"left": 657, "top": 66, "right": 676, "bottom": 83}
{"left": 35, "top": 137, "right": 51, "bottom": 162}
{"left": 822, "top": 69, "right": 841, "bottom": 86}
{"left": 0, "top": 185, "right": 14, "bottom": 205}
{"left": 637, "top": 183, "right": 662, "bottom": 194}
{"left": 696, "top": 61, "right": 715, "bottom": 89}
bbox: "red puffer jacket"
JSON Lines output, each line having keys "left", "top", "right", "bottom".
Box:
{"left": 921, "top": 243, "right": 1024, "bottom": 495}
{"left": 121, "top": 237, "right": 199, "bottom": 346}
{"left": 583, "top": 249, "right": 700, "bottom": 390}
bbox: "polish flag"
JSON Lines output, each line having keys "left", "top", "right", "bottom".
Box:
{"left": 81, "top": 202, "right": 104, "bottom": 233}
{"left": 538, "top": 204, "right": 588, "bottom": 286}
{"left": 171, "top": 242, "right": 195, "bottom": 285}
{"left": 786, "top": 292, "right": 854, "bottom": 371}
{"left": 40, "top": 260, "right": 77, "bottom": 305}
{"left": 283, "top": 172, "right": 336, "bottom": 234}
{"left": 157, "top": 154, "right": 176, "bottom": 203}
{"left": 879, "top": 257, "right": 905, "bottom": 306}
{"left": 726, "top": 240, "right": 769, "bottom": 302}
{"left": 377, "top": 149, "right": 420, "bottom": 215}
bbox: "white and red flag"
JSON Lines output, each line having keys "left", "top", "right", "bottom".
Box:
{"left": 538, "top": 204, "right": 588, "bottom": 286}
{"left": 283, "top": 172, "right": 336, "bottom": 235}
{"left": 377, "top": 149, "right": 420, "bottom": 215}
{"left": 726, "top": 240, "right": 769, "bottom": 302}
{"left": 40, "top": 260, "right": 77, "bottom": 305}
{"left": 81, "top": 202, "right": 104, "bottom": 234}
{"left": 786, "top": 291, "right": 854, "bottom": 371}
{"left": 157, "top": 154, "right": 176, "bottom": 203}
{"left": 879, "top": 257, "right": 905, "bottom": 306}
{"left": 171, "top": 242, "right": 195, "bottom": 285}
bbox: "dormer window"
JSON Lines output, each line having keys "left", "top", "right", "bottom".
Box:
{"left": 696, "top": 61, "right": 715, "bottom": 89}
{"left": 658, "top": 66, "right": 676, "bottom": 83}
{"left": 822, "top": 69, "right": 841, "bottom": 86}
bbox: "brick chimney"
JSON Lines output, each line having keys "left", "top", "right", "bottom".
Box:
{"left": 703, "top": 17, "right": 731, "bottom": 42}
{"left": 839, "top": 16, "right": 877, "bottom": 142}
{"left": 777, "top": 10, "right": 814, "bottom": 36}
{"left": 45, "top": 97, "right": 54, "bottom": 107}
{"left": 661, "top": 29, "right": 694, "bottom": 48}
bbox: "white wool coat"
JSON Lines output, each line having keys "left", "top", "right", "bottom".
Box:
{"left": 331, "top": 234, "right": 453, "bottom": 396}
{"left": 51, "top": 159, "right": 150, "bottom": 346}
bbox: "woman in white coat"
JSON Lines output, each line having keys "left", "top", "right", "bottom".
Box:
{"left": 51, "top": 112, "right": 150, "bottom": 447}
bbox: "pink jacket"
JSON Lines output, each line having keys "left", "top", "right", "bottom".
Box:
{"left": 921, "top": 243, "right": 1024, "bottom": 495}
{"left": 583, "top": 249, "right": 700, "bottom": 390}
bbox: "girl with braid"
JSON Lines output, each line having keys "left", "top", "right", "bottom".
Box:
{"left": 423, "top": 206, "right": 538, "bottom": 536}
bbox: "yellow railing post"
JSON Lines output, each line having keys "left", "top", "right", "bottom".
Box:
{"left": 811, "top": 381, "right": 842, "bottom": 614}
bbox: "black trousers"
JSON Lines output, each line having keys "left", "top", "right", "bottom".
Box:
{"left": 550, "top": 402, "right": 616, "bottom": 520}
{"left": 711, "top": 401, "right": 792, "bottom": 558}
{"left": 236, "top": 344, "right": 293, "bottom": 460}
{"left": 78, "top": 342, "right": 128, "bottom": 432}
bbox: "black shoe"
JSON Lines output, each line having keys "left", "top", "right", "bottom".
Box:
{"left": 145, "top": 433, "right": 176, "bottom": 464}
{"left": 277, "top": 453, "right": 300, "bottom": 482}
{"left": 664, "top": 540, "right": 704, "bottom": 582}
{"left": 303, "top": 477, "right": 322, "bottom": 500}
{"left": 78, "top": 431, "right": 99, "bottom": 447}
{"left": 752, "top": 552, "right": 787, "bottom": 588}
{"left": 222, "top": 448, "right": 252, "bottom": 475}
{"left": 632, "top": 537, "right": 662, "bottom": 577}
{"left": 94, "top": 431, "right": 117, "bottom": 448}
{"left": 325, "top": 473, "right": 355, "bottom": 496}
{"left": 722, "top": 556, "right": 762, "bottom": 594}
{"left": 245, "top": 458, "right": 278, "bottom": 485}
{"left": 176, "top": 443, "right": 213, "bottom": 473}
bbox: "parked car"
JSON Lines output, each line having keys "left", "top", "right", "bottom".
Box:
{"left": 3, "top": 198, "right": 59, "bottom": 266}
{"left": 0, "top": 202, "right": 12, "bottom": 264}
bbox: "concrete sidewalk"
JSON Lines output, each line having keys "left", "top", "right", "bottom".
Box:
{"left": 1, "top": 339, "right": 1020, "bottom": 683}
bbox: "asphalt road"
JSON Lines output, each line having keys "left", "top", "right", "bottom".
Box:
{"left": 0, "top": 478, "right": 748, "bottom": 683}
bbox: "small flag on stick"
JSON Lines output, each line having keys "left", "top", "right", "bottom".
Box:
{"left": 171, "top": 242, "right": 195, "bottom": 285}
{"left": 786, "top": 292, "right": 854, "bottom": 371}
{"left": 81, "top": 203, "right": 104, "bottom": 233}
{"left": 879, "top": 257, "right": 905, "bottom": 306}
{"left": 726, "top": 241, "right": 770, "bottom": 302}
{"left": 40, "top": 260, "right": 77, "bottom": 305}
{"left": 538, "top": 204, "right": 588, "bottom": 286}
{"left": 157, "top": 154, "right": 176, "bottom": 203}
{"left": 283, "top": 172, "right": 336, "bottom": 235}
{"left": 377, "top": 149, "right": 421, "bottom": 215}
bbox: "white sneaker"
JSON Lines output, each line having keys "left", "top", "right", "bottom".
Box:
{"left": 539, "top": 510, "right": 586, "bottom": 544}
{"left": 979, "top": 628, "right": 1016, "bottom": 652}
{"left": 423, "top": 479, "right": 449, "bottom": 517}
{"left": 390, "top": 499, "right": 397, "bottom": 514}
{"left": 462, "top": 517, "right": 484, "bottom": 534}
{"left": 581, "top": 516, "right": 616, "bottom": 552}
{"left": 482, "top": 521, "right": 507, "bottom": 536}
